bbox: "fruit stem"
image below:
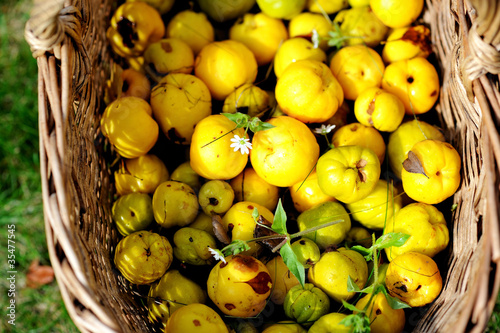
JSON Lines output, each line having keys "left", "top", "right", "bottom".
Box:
{"left": 289, "top": 219, "right": 344, "bottom": 239}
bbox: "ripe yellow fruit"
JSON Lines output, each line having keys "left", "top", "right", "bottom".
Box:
{"left": 250, "top": 116, "right": 320, "bottom": 187}
{"left": 346, "top": 179, "right": 402, "bottom": 230}
{"left": 150, "top": 73, "right": 212, "bottom": 145}
{"left": 382, "top": 57, "right": 440, "bottom": 115}
{"left": 164, "top": 303, "right": 229, "bottom": 333}
{"left": 190, "top": 114, "right": 249, "bottom": 180}
{"left": 143, "top": 38, "right": 194, "bottom": 75}
{"left": 384, "top": 203, "right": 449, "bottom": 261}
{"left": 333, "top": 6, "right": 388, "bottom": 48}
{"left": 147, "top": 270, "right": 206, "bottom": 327}
{"left": 288, "top": 12, "right": 332, "bottom": 50}
{"left": 152, "top": 181, "right": 199, "bottom": 228}
{"left": 221, "top": 201, "right": 274, "bottom": 256}
{"left": 276, "top": 60, "right": 344, "bottom": 123}
{"left": 166, "top": 10, "right": 214, "bottom": 54}
{"left": 385, "top": 252, "right": 443, "bottom": 307}
{"left": 229, "top": 12, "right": 288, "bottom": 66}
{"left": 382, "top": 25, "right": 432, "bottom": 63}
{"left": 332, "top": 122, "right": 386, "bottom": 164}
{"left": 195, "top": 40, "right": 258, "bottom": 100}
{"left": 401, "top": 139, "right": 461, "bottom": 204}
{"left": 114, "top": 154, "right": 169, "bottom": 195}
{"left": 387, "top": 119, "right": 445, "bottom": 178}
{"left": 355, "top": 293, "right": 406, "bottom": 333}
{"left": 354, "top": 87, "right": 405, "bottom": 132}
{"left": 308, "top": 248, "right": 368, "bottom": 302}
{"left": 370, "top": 0, "right": 424, "bottom": 28}
{"left": 316, "top": 145, "right": 381, "bottom": 204}
{"left": 207, "top": 255, "right": 272, "bottom": 317}
{"left": 289, "top": 169, "right": 336, "bottom": 213}
{"left": 222, "top": 83, "right": 270, "bottom": 118}
{"left": 230, "top": 168, "right": 280, "bottom": 212}
{"left": 308, "top": 313, "right": 351, "bottom": 332}
{"left": 307, "top": 0, "right": 348, "bottom": 14}
{"left": 330, "top": 45, "right": 385, "bottom": 100}
{"left": 274, "top": 37, "right": 327, "bottom": 79}
{"left": 114, "top": 231, "right": 173, "bottom": 285}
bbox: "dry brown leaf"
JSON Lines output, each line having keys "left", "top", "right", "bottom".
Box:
{"left": 212, "top": 215, "right": 230, "bottom": 245}
{"left": 26, "top": 259, "right": 54, "bottom": 288}
{"left": 254, "top": 215, "right": 285, "bottom": 251}
{"left": 403, "top": 151, "right": 429, "bottom": 178}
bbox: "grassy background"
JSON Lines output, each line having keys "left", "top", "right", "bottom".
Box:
{"left": 0, "top": 0, "right": 498, "bottom": 332}
{"left": 0, "top": 0, "right": 78, "bottom": 332}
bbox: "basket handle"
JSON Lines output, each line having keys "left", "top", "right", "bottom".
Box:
{"left": 464, "top": 0, "right": 500, "bottom": 91}
{"left": 24, "top": 0, "right": 88, "bottom": 63}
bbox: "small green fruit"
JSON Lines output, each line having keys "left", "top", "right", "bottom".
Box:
{"left": 283, "top": 283, "right": 330, "bottom": 326}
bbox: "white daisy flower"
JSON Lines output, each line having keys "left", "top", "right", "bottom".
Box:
{"left": 208, "top": 247, "right": 226, "bottom": 264}
{"left": 311, "top": 29, "right": 320, "bottom": 49}
{"left": 230, "top": 134, "right": 252, "bottom": 155}
{"left": 314, "top": 124, "right": 336, "bottom": 135}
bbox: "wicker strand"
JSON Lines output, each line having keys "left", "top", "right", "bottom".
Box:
{"left": 463, "top": 0, "right": 500, "bottom": 98}
{"left": 25, "top": 0, "right": 90, "bottom": 88}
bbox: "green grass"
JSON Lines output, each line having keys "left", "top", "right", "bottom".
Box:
{"left": 0, "top": 1, "right": 78, "bottom": 332}
{"left": 0, "top": 1, "right": 499, "bottom": 332}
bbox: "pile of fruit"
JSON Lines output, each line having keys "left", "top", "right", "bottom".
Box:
{"left": 101, "top": 0, "right": 462, "bottom": 332}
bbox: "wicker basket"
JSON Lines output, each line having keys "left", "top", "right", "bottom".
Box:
{"left": 24, "top": 0, "right": 500, "bottom": 332}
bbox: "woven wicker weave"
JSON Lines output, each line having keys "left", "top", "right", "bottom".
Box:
{"left": 24, "top": 0, "right": 500, "bottom": 332}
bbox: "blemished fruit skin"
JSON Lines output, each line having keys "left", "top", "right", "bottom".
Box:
{"left": 207, "top": 255, "right": 273, "bottom": 317}
{"left": 401, "top": 139, "right": 461, "bottom": 204}
{"left": 355, "top": 292, "right": 406, "bottom": 333}
{"left": 164, "top": 303, "right": 229, "bottom": 332}
{"left": 385, "top": 252, "right": 443, "bottom": 307}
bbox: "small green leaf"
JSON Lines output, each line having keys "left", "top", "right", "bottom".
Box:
{"left": 252, "top": 207, "right": 259, "bottom": 222}
{"left": 347, "top": 276, "right": 374, "bottom": 294}
{"left": 341, "top": 300, "right": 362, "bottom": 313}
{"left": 347, "top": 275, "right": 362, "bottom": 292}
{"left": 271, "top": 199, "right": 287, "bottom": 235}
{"left": 339, "top": 312, "right": 371, "bottom": 333}
{"left": 451, "top": 203, "right": 458, "bottom": 212}
{"left": 374, "top": 232, "right": 410, "bottom": 250}
{"left": 381, "top": 287, "right": 411, "bottom": 309}
{"left": 222, "top": 239, "right": 250, "bottom": 256}
{"left": 222, "top": 112, "right": 250, "bottom": 128}
{"left": 351, "top": 245, "right": 373, "bottom": 261}
{"left": 280, "top": 242, "right": 305, "bottom": 287}
{"left": 338, "top": 313, "right": 358, "bottom": 326}
{"left": 248, "top": 117, "right": 275, "bottom": 133}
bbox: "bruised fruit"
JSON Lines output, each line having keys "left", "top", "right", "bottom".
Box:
{"left": 207, "top": 255, "right": 273, "bottom": 317}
